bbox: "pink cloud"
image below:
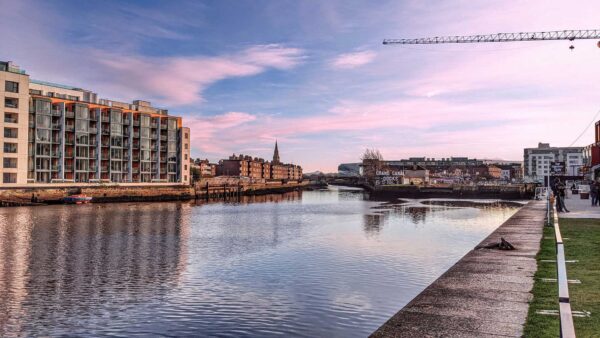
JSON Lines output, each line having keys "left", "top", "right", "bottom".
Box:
{"left": 93, "top": 44, "right": 304, "bottom": 106}
{"left": 331, "top": 51, "right": 377, "bottom": 69}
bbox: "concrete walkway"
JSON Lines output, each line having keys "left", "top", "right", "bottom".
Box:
{"left": 559, "top": 191, "right": 600, "bottom": 219}
{"left": 370, "top": 201, "right": 545, "bottom": 338}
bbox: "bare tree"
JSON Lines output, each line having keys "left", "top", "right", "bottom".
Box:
{"left": 361, "top": 148, "right": 384, "bottom": 162}
{"left": 361, "top": 148, "right": 384, "bottom": 185}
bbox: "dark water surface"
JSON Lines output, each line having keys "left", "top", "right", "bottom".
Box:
{"left": 0, "top": 187, "right": 520, "bottom": 337}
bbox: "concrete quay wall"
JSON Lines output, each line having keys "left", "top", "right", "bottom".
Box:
{"left": 369, "top": 184, "right": 534, "bottom": 200}
{"left": 371, "top": 200, "right": 546, "bottom": 337}
{"left": 0, "top": 181, "right": 312, "bottom": 206}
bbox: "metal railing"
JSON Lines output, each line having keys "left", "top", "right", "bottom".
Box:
{"left": 551, "top": 203, "right": 576, "bottom": 338}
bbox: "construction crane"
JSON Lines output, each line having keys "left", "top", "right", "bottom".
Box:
{"left": 383, "top": 29, "right": 600, "bottom": 49}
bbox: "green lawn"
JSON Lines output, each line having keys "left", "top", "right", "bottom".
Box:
{"left": 523, "top": 218, "right": 600, "bottom": 337}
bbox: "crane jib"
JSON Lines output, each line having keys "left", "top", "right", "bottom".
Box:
{"left": 383, "top": 29, "right": 600, "bottom": 45}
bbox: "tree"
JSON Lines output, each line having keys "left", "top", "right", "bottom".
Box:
{"left": 361, "top": 148, "right": 384, "bottom": 162}
{"left": 191, "top": 166, "right": 201, "bottom": 183}
{"left": 361, "top": 148, "right": 384, "bottom": 185}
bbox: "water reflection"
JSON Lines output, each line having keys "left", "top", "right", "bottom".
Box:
{"left": 0, "top": 189, "right": 521, "bottom": 337}
{"left": 194, "top": 190, "right": 303, "bottom": 206}
{"left": 0, "top": 203, "right": 188, "bottom": 337}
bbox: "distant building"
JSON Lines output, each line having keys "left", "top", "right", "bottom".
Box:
{"left": 337, "top": 163, "right": 361, "bottom": 177}
{"left": 387, "top": 157, "right": 483, "bottom": 168}
{"left": 215, "top": 142, "right": 302, "bottom": 181}
{"left": 523, "top": 143, "right": 584, "bottom": 182}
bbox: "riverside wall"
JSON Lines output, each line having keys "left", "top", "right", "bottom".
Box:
{"left": 371, "top": 200, "right": 546, "bottom": 337}
{"left": 0, "top": 180, "right": 312, "bottom": 206}
{"left": 367, "top": 184, "right": 535, "bottom": 200}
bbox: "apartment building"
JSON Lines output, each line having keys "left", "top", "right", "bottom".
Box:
{"left": 1, "top": 61, "right": 30, "bottom": 184}
{"left": 523, "top": 143, "right": 584, "bottom": 182}
{"left": 1, "top": 61, "right": 190, "bottom": 185}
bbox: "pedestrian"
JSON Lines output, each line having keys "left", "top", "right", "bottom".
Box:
{"left": 553, "top": 179, "right": 563, "bottom": 212}
{"left": 557, "top": 180, "right": 569, "bottom": 212}
{"left": 591, "top": 182, "right": 599, "bottom": 207}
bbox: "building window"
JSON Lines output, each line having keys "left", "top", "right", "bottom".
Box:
{"left": 184, "top": 154, "right": 188, "bottom": 160}
{"left": 4, "top": 97, "right": 18, "bottom": 108}
{"left": 3, "top": 158, "right": 18, "bottom": 168}
{"left": 3, "top": 127, "right": 18, "bottom": 138}
{"left": 184, "top": 164, "right": 188, "bottom": 170}
{"left": 4, "top": 112, "right": 18, "bottom": 123}
{"left": 2, "top": 173, "right": 17, "bottom": 183}
{"left": 3, "top": 142, "right": 17, "bottom": 153}
{"left": 184, "top": 143, "right": 188, "bottom": 150}
{"left": 184, "top": 175, "right": 187, "bottom": 181}
{"left": 29, "top": 89, "right": 42, "bottom": 95}
{"left": 5, "top": 81, "right": 19, "bottom": 93}
{"left": 184, "top": 132, "right": 188, "bottom": 139}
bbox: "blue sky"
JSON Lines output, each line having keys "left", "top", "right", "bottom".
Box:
{"left": 2, "top": 0, "right": 600, "bottom": 171}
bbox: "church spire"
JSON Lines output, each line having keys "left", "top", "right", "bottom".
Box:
{"left": 273, "top": 140, "right": 281, "bottom": 164}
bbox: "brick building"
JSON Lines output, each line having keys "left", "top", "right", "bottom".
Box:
{"left": 216, "top": 141, "right": 302, "bottom": 181}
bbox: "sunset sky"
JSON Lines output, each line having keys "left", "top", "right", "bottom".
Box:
{"left": 2, "top": 0, "right": 600, "bottom": 172}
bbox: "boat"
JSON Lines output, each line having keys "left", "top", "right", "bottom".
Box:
{"left": 62, "top": 194, "right": 93, "bottom": 204}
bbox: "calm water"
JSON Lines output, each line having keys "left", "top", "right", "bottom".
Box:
{"left": 0, "top": 186, "right": 520, "bottom": 337}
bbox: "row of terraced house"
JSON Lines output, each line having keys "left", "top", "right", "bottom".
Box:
{"left": 214, "top": 141, "right": 302, "bottom": 181}
{"left": 0, "top": 61, "right": 191, "bottom": 185}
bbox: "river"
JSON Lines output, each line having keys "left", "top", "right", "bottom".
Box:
{"left": 0, "top": 186, "right": 520, "bottom": 337}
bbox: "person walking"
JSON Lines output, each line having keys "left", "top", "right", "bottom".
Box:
{"left": 553, "top": 179, "right": 564, "bottom": 212}
{"left": 591, "top": 182, "right": 599, "bottom": 207}
{"left": 557, "top": 180, "right": 569, "bottom": 212}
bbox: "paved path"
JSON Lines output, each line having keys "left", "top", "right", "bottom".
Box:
{"left": 559, "top": 191, "right": 600, "bottom": 219}
{"left": 370, "top": 201, "right": 545, "bottom": 338}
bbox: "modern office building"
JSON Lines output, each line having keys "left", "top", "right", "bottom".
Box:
{"left": 1, "top": 61, "right": 190, "bottom": 185}
{"left": 523, "top": 142, "right": 584, "bottom": 182}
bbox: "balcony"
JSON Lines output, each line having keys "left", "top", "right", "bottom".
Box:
{"left": 65, "top": 111, "right": 75, "bottom": 118}
{"left": 101, "top": 116, "right": 110, "bottom": 123}
{"left": 151, "top": 123, "right": 158, "bottom": 128}
{"left": 160, "top": 124, "right": 167, "bottom": 130}
{"left": 4, "top": 117, "right": 18, "bottom": 124}
{"left": 133, "top": 132, "right": 140, "bottom": 138}
{"left": 160, "top": 168, "right": 167, "bottom": 174}
{"left": 89, "top": 115, "right": 97, "bottom": 121}
{"left": 65, "top": 125, "right": 75, "bottom": 132}
{"left": 52, "top": 123, "right": 61, "bottom": 130}
{"left": 101, "top": 153, "right": 110, "bottom": 160}
{"left": 132, "top": 155, "right": 140, "bottom": 161}
{"left": 132, "top": 167, "right": 140, "bottom": 174}
{"left": 160, "top": 135, "right": 167, "bottom": 141}
{"left": 89, "top": 127, "right": 97, "bottom": 134}
{"left": 123, "top": 119, "right": 130, "bottom": 125}
{"left": 133, "top": 120, "right": 140, "bottom": 126}
{"left": 51, "top": 165, "right": 59, "bottom": 171}
{"left": 52, "top": 109, "right": 61, "bottom": 116}
{"left": 132, "top": 143, "right": 140, "bottom": 149}
{"left": 160, "top": 146, "right": 167, "bottom": 152}
{"left": 151, "top": 133, "right": 158, "bottom": 139}
{"left": 89, "top": 166, "right": 97, "bottom": 171}
{"left": 64, "top": 165, "right": 73, "bottom": 171}
{"left": 51, "top": 152, "right": 61, "bottom": 158}
{"left": 101, "top": 166, "right": 109, "bottom": 172}
{"left": 51, "top": 137, "right": 61, "bottom": 144}
{"left": 89, "top": 139, "right": 97, "bottom": 146}
{"left": 101, "top": 142, "right": 110, "bottom": 147}
{"left": 65, "top": 138, "right": 74, "bottom": 145}
{"left": 29, "top": 121, "right": 35, "bottom": 128}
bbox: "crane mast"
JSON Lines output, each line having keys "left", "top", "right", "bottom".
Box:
{"left": 383, "top": 29, "right": 600, "bottom": 45}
